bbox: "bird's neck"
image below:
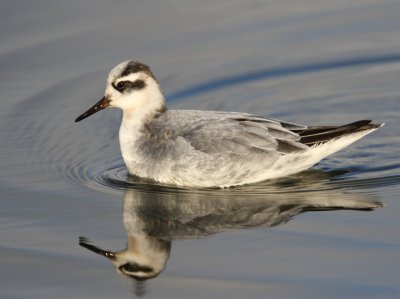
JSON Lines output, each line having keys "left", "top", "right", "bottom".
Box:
{"left": 121, "top": 93, "right": 167, "bottom": 129}
{"left": 119, "top": 93, "right": 167, "bottom": 166}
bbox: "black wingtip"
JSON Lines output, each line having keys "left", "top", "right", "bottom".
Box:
{"left": 341, "top": 120, "right": 371, "bottom": 128}
{"left": 342, "top": 120, "right": 384, "bottom": 130}
{"left": 299, "top": 119, "right": 383, "bottom": 146}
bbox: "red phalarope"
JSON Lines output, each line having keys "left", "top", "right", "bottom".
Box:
{"left": 75, "top": 60, "right": 383, "bottom": 188}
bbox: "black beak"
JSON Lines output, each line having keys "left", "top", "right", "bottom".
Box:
{"left": 75, "top": 96, "right": 111, "bottom": 122}
{"left": 79, "top": 237, "right": 116, "bottom": 260}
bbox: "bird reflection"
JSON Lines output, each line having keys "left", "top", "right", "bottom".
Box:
{"left": 79, "top": 178, "right": 383, "bottom": 291}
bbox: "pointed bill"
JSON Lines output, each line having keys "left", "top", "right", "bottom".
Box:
{"left": 75, "top": 96, "right": 111, "bottom": 122}
{"left": 79, "top": 237, "right": 116, "bottom": 260}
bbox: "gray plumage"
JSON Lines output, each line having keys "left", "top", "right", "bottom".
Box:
{"left": 126, "top": 110, "right": 309, "bottom": 186}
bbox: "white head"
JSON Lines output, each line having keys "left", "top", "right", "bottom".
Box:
{"left": 75, "top": 60, "right": 166, "bottom": 123}
{"left": 78, "top": 187, "right": 172, "bottom": 283}
{"left": 79, "top": 235, "right": 171, "bottom": 282}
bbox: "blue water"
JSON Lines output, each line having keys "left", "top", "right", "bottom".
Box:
{"left": 1, "top": 1, "right": 399, "bottom": 298}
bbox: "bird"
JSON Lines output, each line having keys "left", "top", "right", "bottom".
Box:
{"left": 79, "top": 187, "right": 382, "bottom": 282}
{"left": 75, "top": 60, "right": 384, "bottom": 188}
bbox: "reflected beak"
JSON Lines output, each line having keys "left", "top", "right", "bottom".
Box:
{"left": 75, "top": 96, "right": 111, "bottom": 122}
{"left": 79, "top": 237, "right": 116, "bottom": 260}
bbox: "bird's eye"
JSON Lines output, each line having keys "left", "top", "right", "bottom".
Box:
{"left": 116, "top": 81, "right": 128, "bottom": 91}
{"left": 121, "top": 263, "right": 139, "bottom": 272}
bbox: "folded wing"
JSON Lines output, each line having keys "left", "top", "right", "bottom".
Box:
{"left": 168, "top": 111, "right": 309, "bottom": 156}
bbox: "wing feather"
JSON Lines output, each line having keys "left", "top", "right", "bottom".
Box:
{"left": 165, "top": 110, "right": 308, "bottom": 155}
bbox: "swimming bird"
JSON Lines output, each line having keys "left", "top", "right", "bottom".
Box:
{"left": 79, "top": 187, "right": 382, "bottom": 282}
{"left": 75, "top": 60, "right": 383, "bottom": 188}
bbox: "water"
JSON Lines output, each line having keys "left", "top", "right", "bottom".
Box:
{"left": 1, "top": 0, "right": 399, "bottom": 298}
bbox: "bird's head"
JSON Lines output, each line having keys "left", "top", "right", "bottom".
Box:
{"left": 75, "top": 60, "right": 166, "bottom": 123}
{"left": 79, "top": 236, "right": 171, "bottom": 281}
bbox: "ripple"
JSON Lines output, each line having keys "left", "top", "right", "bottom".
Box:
{"left": 330, "top": 174, "right": 400, "bottom": 190}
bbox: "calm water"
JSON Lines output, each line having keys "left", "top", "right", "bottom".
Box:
{"left": 1, "top": 1, "right": 400, "bottom": 298}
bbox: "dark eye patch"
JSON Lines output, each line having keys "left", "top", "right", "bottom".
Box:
{"left": 113, "top": 79, "right": 146, "bottom": 92}
{"left": 131, "top": 79, "right": 146, "bottom": 90}
{"left": 119, "top": 263, "right": 153, "bottom": 273}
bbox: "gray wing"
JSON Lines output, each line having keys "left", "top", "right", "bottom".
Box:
{"left": 166, "top": 110, "right": 308, "bottom": 155}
